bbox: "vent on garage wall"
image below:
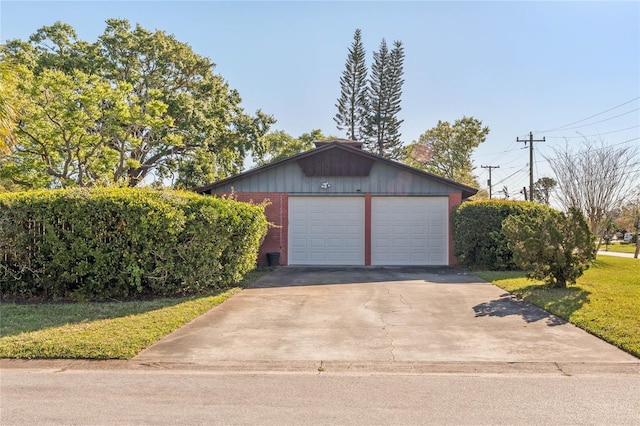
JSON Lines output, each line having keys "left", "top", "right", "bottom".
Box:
{"left": 297, "top": 150, "right": 374, "bottom": 177}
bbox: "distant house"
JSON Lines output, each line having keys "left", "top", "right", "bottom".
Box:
{"left": 196, "top": 140, "right": 477, "bottom": 266}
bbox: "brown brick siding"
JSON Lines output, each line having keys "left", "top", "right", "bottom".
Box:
{"left": 448, "top": 192, "right": 463, "bottom": 265}
{"left": 213, "top": 192, "right": 288, "bottom": 266}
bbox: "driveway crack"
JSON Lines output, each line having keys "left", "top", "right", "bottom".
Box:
{"left": 554, "top": 362, "right": 571, "bottom": 376}
{"left": 398, "top": 292, "right": 415, "bottom": 310}
{"left": 380, "top": 285, "right": 397, "bottom": 362}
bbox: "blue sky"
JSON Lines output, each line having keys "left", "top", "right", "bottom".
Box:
{"left": 2, "top": 1, "right": 639, "bottom": 198}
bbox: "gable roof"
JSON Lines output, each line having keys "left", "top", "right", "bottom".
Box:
{"left": 195, "top": 142, "right": 478, "bottom": 199}
{"left": 313, "top": 138, "right": 363, "bottom": 150}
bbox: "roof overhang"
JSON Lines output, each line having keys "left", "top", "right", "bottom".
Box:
{"left": 195, "top": 142, "right": 479, "bottom": 199}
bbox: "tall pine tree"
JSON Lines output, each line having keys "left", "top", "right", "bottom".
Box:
{"left": 365, "top": 39, "right": 404, "bottom": 159}
{"left": 334, "top": 29, "right": 368, "bottom": 141}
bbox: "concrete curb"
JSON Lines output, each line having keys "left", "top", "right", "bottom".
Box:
{"left": 2, "top": 358, "right": 638, "bottom": 376}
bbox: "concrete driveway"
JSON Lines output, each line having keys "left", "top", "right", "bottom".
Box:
{"left": 135, "top": 267, "right": 637, "bottom": 367}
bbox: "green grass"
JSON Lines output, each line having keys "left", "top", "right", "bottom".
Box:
{"left": 476, "top": 257, "right": 640, "bottom": 358}
{"left": 0, "top": 269, "right": 267, "bottom": 359}
{"left": 600, "top": 243, "right": 637, "bottom": 254}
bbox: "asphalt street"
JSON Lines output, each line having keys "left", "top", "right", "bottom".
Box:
{"left": 1, "top": 367, "right": 639, "bottom": 425}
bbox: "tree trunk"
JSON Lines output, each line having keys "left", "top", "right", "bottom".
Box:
{"left": 553, "top": 276, "right": 567, "bottom": 289}
{"left": 594, "top": 235, "right": 603, "bottom": 259}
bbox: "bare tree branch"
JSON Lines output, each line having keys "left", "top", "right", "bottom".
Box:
{"left": 546, "top": 136, "right": 639, "bottom": 235}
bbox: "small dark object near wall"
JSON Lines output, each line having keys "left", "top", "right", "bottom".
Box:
{"left": 266, "top": 252, "right": 281, "bottom": 266}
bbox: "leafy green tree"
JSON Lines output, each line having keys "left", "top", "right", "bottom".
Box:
{"left": 502, "top": 206, "right": 595, "bottom": 288}
{"left": 533, "top": 177, "right": 557, "bottom": 205}
{"left": 0, "top": 61, "right": 20, "bottom": 191}
{"left": 2, "top": 68, "right": 141, "bottom": 188}
{"left": 252, "top": 129, "right": 330, "bottom": 167}
{"left": 0, "top": 61, "right": 18, "bottom": 155}
{"left": 298, "top": 129, "right": 332, "bottom": 147}
{"left": 404, "top": 116, "right": 489, "bottom": 187}
{"left": 171, "top": 147, "right": 221, "bottom": 190}
{"left": 364, "top": 39, "right": 404, "bottom": 159}
{"left": 334, "top": 29, "right": 368, "bottom": 141}
{"left": 255, "top": 131, "right": 304, "bottom": 167}
{"left": 3, "top": 20, "right": 273, "bottom": 189}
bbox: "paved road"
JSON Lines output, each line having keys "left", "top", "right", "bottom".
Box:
{"left": 135, "top": 267, "right": 636, "bottom": 364}
{"left": 1, "top": 367, "right": 639, "bottom": 425}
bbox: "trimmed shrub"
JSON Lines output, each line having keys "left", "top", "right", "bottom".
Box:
{"left": 451, "top": 200, "right": 545, "bottom": 270}
{"left": 0, "top": 188, "right": 267, "bottom": 300}
{"left": 503, "top": 207, "right": 595, "bottom": 287}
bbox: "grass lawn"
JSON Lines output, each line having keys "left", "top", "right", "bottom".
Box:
{"left": 599, "top": 243, "right": 637, "bottom": 254}
{"left": 476, "top": 257, "right": 640, "bottom": 358}
{"left": 0, "top": 269, "right": 266, "bottom": 359}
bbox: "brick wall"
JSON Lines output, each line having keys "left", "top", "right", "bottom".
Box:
{"left": 448, "top": 192, "right": 463, "bottom": 265}
{"left": 213, "top": 192, "right": 288, "bottom": 266}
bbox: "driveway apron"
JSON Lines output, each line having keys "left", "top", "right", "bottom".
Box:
{"left": 134, "top": 267, "right": 636, "bottom": 364}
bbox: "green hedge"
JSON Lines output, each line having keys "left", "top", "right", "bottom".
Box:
{"left": 0, "top": 188, "right": 267, "bottom": 300}
{"left": 451, "top": 200, "right": 545, "bottom": 270}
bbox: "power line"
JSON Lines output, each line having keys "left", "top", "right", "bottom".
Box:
{"left": 544, "top": 125, "right": 640, "bottom": 139}
{"left": 473, "top": 145, "right": 521, "bottom": 160}
{"left": 481, "top": 138, "right": 639, "bottom": 196}
{"left": 492, "top": 166, "right": 528, "bottom": 187}
{"left": 481, "top": 165, "right": 500, "bottom": 199}
{"left": 534, "top": 97, "right": 640, "bottom": 134}
{"left": 538, "top": 108, "right": 640, "bottom": 133}
{"left": 478, "top": 98, "right": 639, "bottom": 194}
{"left": 517, "top": 132, "right": 546, "bottom": 203}
{"left": 474, "top": 142, "right": 530, "bottom": 174}
{"left": 535, "top": 137, "right": 640, "bottom": 165}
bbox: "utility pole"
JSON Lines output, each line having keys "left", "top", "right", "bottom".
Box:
{"left": 517, "top": 131, "right": 545, "bottom": 202}
{"left": 634, "top": 210, "right": 639, "bottom": 259}
{"left": 481, "top": 165, "right": 500, "bottom": 199}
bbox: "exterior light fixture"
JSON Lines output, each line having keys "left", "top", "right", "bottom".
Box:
{"left": 320, "top": 181, "right": 331, "bottom": 190}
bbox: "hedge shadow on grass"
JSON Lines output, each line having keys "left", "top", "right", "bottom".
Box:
{"left": 0, "top": 297, "right": 193, "bottom": 337}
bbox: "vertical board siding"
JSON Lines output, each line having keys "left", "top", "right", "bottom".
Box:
{"left": 213, "top": 162, "right": 455, "bottom": 195}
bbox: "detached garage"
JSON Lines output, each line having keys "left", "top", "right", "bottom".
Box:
{"left": 196, "top": 140, "right": 477, "bottom": 266}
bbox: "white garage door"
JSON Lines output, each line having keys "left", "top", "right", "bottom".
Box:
{"left": 289, "top": 197, "right": 365, "bottom": 265}
{"left": 372, "top": 197, "right": 448, "bottom": 265}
